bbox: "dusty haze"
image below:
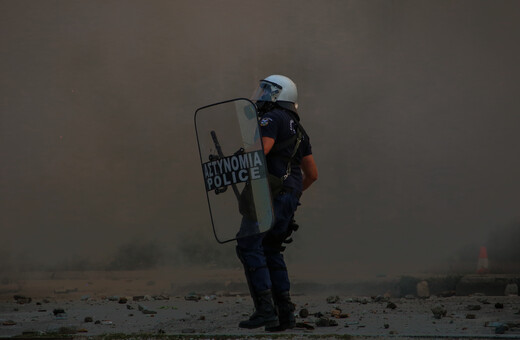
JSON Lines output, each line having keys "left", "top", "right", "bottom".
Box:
{"left": 1, "top": 0, "right": 519, "bottom": 278}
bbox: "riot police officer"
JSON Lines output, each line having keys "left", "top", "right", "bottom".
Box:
{"left": 236, "top": 75, "right": 318, "bottom": 331}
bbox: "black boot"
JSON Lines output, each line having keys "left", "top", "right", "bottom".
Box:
{"left": 265, "top": 291, "right": 295, "bottom": 332}
{"left": 238, "top": 289, "right": 279, "bottom": 329}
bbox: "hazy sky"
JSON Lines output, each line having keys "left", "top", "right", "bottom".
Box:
{"left": 1, "top": 0, "right": 519, "bottom": 275}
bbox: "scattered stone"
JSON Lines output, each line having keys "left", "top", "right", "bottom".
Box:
{"left": 466, "top": 314, "right": 476, "bottom": 319}
{"left": 405, "top": 294, "right": 415, "bottom": 300}
{"left": 373, "top": 295, "right": 388, "bottom": 303}
{"left": 118, "top": 297, "right": 128, "bottom": 304}
{"left": 495, "top": 303, "right": 504, "bottom": 309}
{"left": 185, "top": 292, "right": 201, "bottom": 301}
{"left": 326, "top": 295, "right": 340, "bottom": 304}
{"left": 355, "top": 297, "right": 369, "bottom": 304}
{"left": 476, "top": 297, "right": 489, "bottom": 304}
{"left": 431, "top": 305, "right": 447, "bottom": 319}
{"left": 2, "top": 320, "right": 16, "bottom": 326}
{"left": 299, "top": 308, "right": 309, "bottom": 318}
{"left": 13, "top": 295, "right": 32, "bottom": 304}
{"left": 439, "top": 290, "right": 456, "bottom": 297}
{"left": 203, "top": 295, "right": 216, "bottom": 301}
{"left": 386, "top": 302, "right": 397, "bottom": 310}
{"left": 58, "top": 326, "right": 77, "bottom": 334}
{"left": 100, "top": 320, "right": 113, "bottom": 325}
{"left": 127, "top": 304, "right": 134, "bottom": 310}
{"left": 495, "top": 324, "right": 509, "bottom": 334}
{"left": 138, "top": 304, "right": 157, "bottom": 314}
{"left": 107, "top": 296, "right": 119, "bottom": 301}
{"left": 384, "top": 323, "right": 390, "bottom": 329}
{"left": 198, "top": 315, "right": 206, "bottom": 320}
{"left": 295, "top": 322, "right": 314, "bottom": 330}
{"left": 181, "top": 328, "right": 196, "bottom": 333}
{"left": 316, "top": 317, "right": 338, "bottom": 327}
{"left": 133, "top": 295, "right": 145, "bottom": 301}
{"left": 53, "top": 308, "right": 65, "bottom": 315}
{"left": 80, "top": 295, "right": 90, "bottom": 301}
{"left": 84, "top": 316, "right": 93, "bottom": 323}
{"left": 467, "top": 304, "right": 481, "bottom": 311}
{"left": 154, "top": 294, "right": 170, "bottom": 301}
{"left": 416, "top": 281, "right": 430, "bottom": 298}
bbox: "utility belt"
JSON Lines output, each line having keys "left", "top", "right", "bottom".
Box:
{"left": 267, "top": 173, "right": 301, "bottom": 199}
{"left": 278, "top": 186, "right": 302, "bottom": 200}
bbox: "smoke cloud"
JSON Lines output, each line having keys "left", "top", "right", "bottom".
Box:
{"left": 1, "top": 1, "right": 519, "bottom": 277}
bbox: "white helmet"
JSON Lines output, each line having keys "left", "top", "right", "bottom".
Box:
{"left": 251, "top": 75, "right": 298, "bottom": 112}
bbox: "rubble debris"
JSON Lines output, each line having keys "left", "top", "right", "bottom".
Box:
{"left": 84, "top": 316, "right": 93, "bottom": 322}
{"left": 466, "top": 314, "right": 476, "bottom": 319}
{"left": 299, "top": 308, "right": 309, "bottom": 318}
{"left": 373, "top": 295, "right": 388, "bottom": 303}
{"left": 53, "top": 308, "right": 67, "bottom": 319}
{"left": 154, "top": 294, "right": 170, "bottom": 300}
{"left": 185, "top": 292, "right": 201, "bottom": 301}
{"left": 295, "top": 322, "right": 314, "bottom": 330}
{"left": 439, "top": 290, "right": 456, "bottom": 297}
{"left": 354, "top": 297, "right": 369, "bottom": 304}
{"left": 2, "top": 320, "right": 16, "bottom": 326}
{"left": 495, "top": 303, "right": 504, "bottom": 309}
{"left": 384, "top": 323, "right": 390, "bottom": 329}
{"left": 431, "top": 305, "right": 447, "bottom": 319}
{"left": 181, "top": 328, "right": 196, "bottom": 333}
{"left": 386, "top": 302, "right": 397, "bottom": 310}
{"left": 326, "top": 295, "right": 340, "bottom": 304}
{"left": 495, "top": 324, "right": 509, "bottom": 334}
{"left": 331, "top": 308, "right": 348, "bottom": 318}
{"left": 13, "top": 295, "right": 32, "bottom": 304}
{"left": 467, "top": 304, "right": 481, "bottom": 311}
{"left": 133, "top": 295, "right": 145, "bottom": 301}
{"left": 138, "top": 304, "right": 157, "bottom": 314}
{"left": 316, "top": 317, "right": 338, "bottom": 327}
{"left": 476, "top": 297, "right": 489, "bottom": 304}
{"left": 58, "top": 326, "right": 77, "bottom": 334}
{"left": 118, "top": 297, "right": 128, "bottom": 304}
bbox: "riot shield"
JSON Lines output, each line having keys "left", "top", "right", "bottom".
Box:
{"left": 195, "top": 98, "right": 274, "bottom": 243}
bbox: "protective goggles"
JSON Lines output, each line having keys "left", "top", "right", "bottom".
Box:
{"left": 251, "top": 80, "right": 282, "bottom": 103}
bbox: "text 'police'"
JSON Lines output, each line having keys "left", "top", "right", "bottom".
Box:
{"left": 203, "top": 150, "right": 265, "bottom": 191}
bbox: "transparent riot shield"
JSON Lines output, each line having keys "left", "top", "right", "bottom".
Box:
{"left": 195, "top": 98, "right": 274, "bottom": 243}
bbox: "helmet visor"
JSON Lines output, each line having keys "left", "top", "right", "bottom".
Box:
{"left": 251, "top": 80, "right": 282, "bottom": 103}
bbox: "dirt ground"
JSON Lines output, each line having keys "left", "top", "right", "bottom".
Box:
{"left": 1, "top": 268, "right": 519, "bottom": 339}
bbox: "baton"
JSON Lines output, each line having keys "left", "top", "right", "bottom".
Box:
{"left": 210, "top": 130, "right": 241, "bottom": 200}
